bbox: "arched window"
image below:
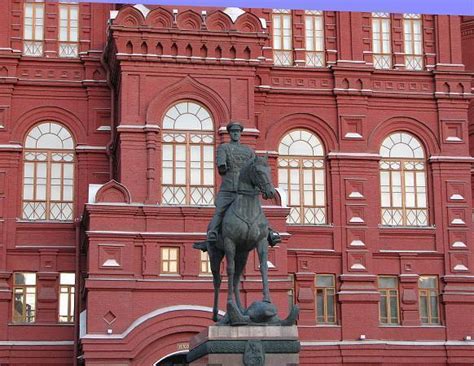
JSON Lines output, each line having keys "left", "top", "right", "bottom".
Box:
{"left": 380, "top": 132, "right": 427, "bottom": 226}
{"left": 278, "top": 130, "right": 325, "bottom": 225}
{"left": 161, "top": 101, "right": 214, "bottom": 205}
{"left": 23, "top": 122, "right": 75, "bottom": 220}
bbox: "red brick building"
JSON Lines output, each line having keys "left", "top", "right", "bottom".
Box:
{"left": 0, "top": 2, "right": 473, "bottom": 365}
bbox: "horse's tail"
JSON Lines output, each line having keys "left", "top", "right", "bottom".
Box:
{"left": 280, "top": 304, "right": 299, "bottom": 326}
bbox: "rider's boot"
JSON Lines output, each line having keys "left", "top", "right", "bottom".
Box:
{"left": 267, "top": 228, "right": 281, "bottom": 247}
{"left": 193, "top": 231, "right": 217, "bottom": 252}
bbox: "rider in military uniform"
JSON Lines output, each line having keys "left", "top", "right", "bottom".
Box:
{"left": 194, "top": 122, "right": 281, "bottom": 252}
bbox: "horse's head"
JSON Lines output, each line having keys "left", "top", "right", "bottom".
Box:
{"left": 249, "top": 154, "right": 276, "bottom": 200}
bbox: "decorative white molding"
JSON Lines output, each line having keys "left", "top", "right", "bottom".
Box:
{"left": 349, "top": 240, "right": 365, "bottom": 247}
{"left": 454, "top": 264, "right": 469, "bottom": 271}
{"left": 301, "top": 340, "right": 473, "bottom": 347}
{"left": 223, "top": 7, "right": 245, "bottom": 22}
{"left": 350, "top": 263, "right": 366, "bottom": 270}
{"left": 345, "top": 132, "right": 363, "bottom": 139}
{"left": 349, "top": 192, "right": 364, "bottom": 198}
{"left": 0, "top": 341, "right": 74, "bottom": 346}
{"left": 450, "top": 194, "right": 464, "bottom": 200}
{"left": 133, "top": 4, "right": 150, "bottom": 17}
{"left": 81, "top": 305, "right": 225, "bottom": 339}
{"left": 349, "top": 217, "right": 364, "bottom": 223}
{"left": 452, "top": 241, "right": 467, "bottom": 248}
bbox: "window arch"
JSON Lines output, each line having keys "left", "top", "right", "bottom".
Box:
{"left": 278, "top": 129, "right": 326, "bottom": 225}
{"left": 161, "top": 101, "right": 214, "bottom": 205}
{"left": 22, "top": 122, "right": 75, "bottom": 220}
{"left": 379, "top": 132, "right": 427, "bottom": 226}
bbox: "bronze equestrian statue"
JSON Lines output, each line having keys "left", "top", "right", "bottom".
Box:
{"left": 193, "top": 122, "right": 298, "bottom": 326}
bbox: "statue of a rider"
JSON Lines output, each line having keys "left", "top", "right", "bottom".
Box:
{"left": 193, "top": 121, "right": 281, "bottom": 252}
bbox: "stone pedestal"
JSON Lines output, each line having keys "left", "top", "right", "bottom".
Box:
{"left": 187, "top": 325, "right": 300, "bottom": 366}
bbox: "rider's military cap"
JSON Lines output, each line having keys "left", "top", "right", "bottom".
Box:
{"left": 226, "top": 121, "right": 244, "bottom": 132}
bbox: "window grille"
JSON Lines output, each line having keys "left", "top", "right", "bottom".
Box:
{"left": 304, "top": 10, "right": 325, "bottom": 67}
{"left": 59, "top": 2, "right": 79, "bottom": 58}
{"left": 372, "top": 13, "right": 392, "bottom": 69}
{"left": 278, "top": 130, "right": 326, "bottom": 225}
{"left": 403, "top": 14, "right": 423, "bottom": 70}
{"left": 380, "top": 132, "right": 427, "bottom": 226}
{"left": 273, "top": 10, "right": 293, "bottom": 66}
{"left": 23, "top": 1, "right": 44, "bottom": 56}
{"left": 22, "top": 122, "right": 75, "bottom": 221}
{"left": 162, "top": 101, "right": 214, "bottom": 206}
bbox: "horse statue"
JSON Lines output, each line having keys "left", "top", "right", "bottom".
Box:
{"left": 204, "top": 155, "right": 298, "bottom": 326}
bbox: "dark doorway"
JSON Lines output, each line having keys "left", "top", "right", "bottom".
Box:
{"left": 156, "top": 353, "right": 188, "bottom": 366}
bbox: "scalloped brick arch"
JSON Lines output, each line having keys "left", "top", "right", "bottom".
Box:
{"left": 95, "top": 180, "right": 131, "bottom": 204}
{"left": 176, "top": 10, "right": 202, "bottom": 30}
{"left": 146, "top": 76, "right": 230, "bottom": 127}
{"left": 265, "top": 113, "right": 337, "bottom": 154}
{"left": 114, "top": 6, "right": 146, "bottom": 27}
{"left": 206, "top": 11, "right": 233, "bottom": 31}
{"left": 235, "top": 12, "right": 263, "bottom": 33}
{"left": 146, "top": 7, "right": 173, "bottom": 28}
{"left": 12, "top": 106, "right": 86, "bottom": 145}
{"left": 368, "top": 116, "right": 440, "bottom": 156}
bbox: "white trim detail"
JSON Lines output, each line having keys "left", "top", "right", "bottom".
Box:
{"left": 133, "top": 4, "right": 150, "bottom": 17}
{"left": 349, "top": 240, "right": 366, "bottom": 247}
{"left": 0, "top": 144, "right": 22, "bottom": 150}
{"left": 454, "top": 264, "right": 469, "bottom": 271}
{"left": 76, "top": 146, "right": 107, "bottom": 151}
{"left": 348, "top": 192, "right": 364, "bottom": 198}
{"left": 0, "top": 341, "right": 74, "bottom": 346}
{"left": 349, "top": 217, "right": 364, "bottom": 223}
{"left": 451, "top": 241, "right": 467, "bottom": 248}
{"left": 301, "top": 340, "right": 474, "bottom": 347}
{"left": 81, "top": 305, "right": 225, "bottom": 340}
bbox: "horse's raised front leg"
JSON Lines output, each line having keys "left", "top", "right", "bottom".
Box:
{"left": 257, "top": 238, "right": 271, "bottom": 303}
{"left": 209, "top": 247, "right": 224, "bottom": 322}
{"left": 233, "top": 250, "right": 250, "bottom": 313}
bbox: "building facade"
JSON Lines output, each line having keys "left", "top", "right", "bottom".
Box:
{"left": 0, "top": 2, "right": 473, "bottom": 365}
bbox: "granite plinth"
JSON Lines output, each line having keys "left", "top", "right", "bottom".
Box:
{"left": 187, "top": 326, "right": 300, "bottom": 366}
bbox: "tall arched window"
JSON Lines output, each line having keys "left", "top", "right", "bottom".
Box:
{"left": 161, "top": 101, "right": 214, "bottom": 205}
{"left": 23, "top": 122, "right": 75, "bottom": 220}
{"left": 380, "top": 132, "right": 427, "bottom": 226}
{"left": 278, "top": 130, "right": 325, "bottom": 225}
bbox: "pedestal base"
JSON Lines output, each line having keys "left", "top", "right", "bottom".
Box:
{"left": 187, "top": 325, "right": 300, "bottom": 366}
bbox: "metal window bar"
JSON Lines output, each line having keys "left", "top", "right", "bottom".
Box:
{"left": 273, "top": 12, "right": 293, "bottom": 66}
{"left": 162, "top": 131, "right": 214, "bottom": 206}
{"left": 305, "top": 11, "right": 325, "bottom": 67}
{"left": 59, "top": 2, "right": 79, "bottom": 58}
{"left": 279, "top": 157, "right": 326, "bottom": 225}
{"left": 23, "top": 1, "right": 44, "bottom": 56}
{"left": 380, "top": 159, "right": 427, "bottom": 226}
{"left": 403, "top": 16, "right": 423, "bottom": 70}
{"left": 22, "top": 149, "right": 75, "bottom": 221}
{"left": 372, "top": 14, "right": 392, "bottom": 69}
